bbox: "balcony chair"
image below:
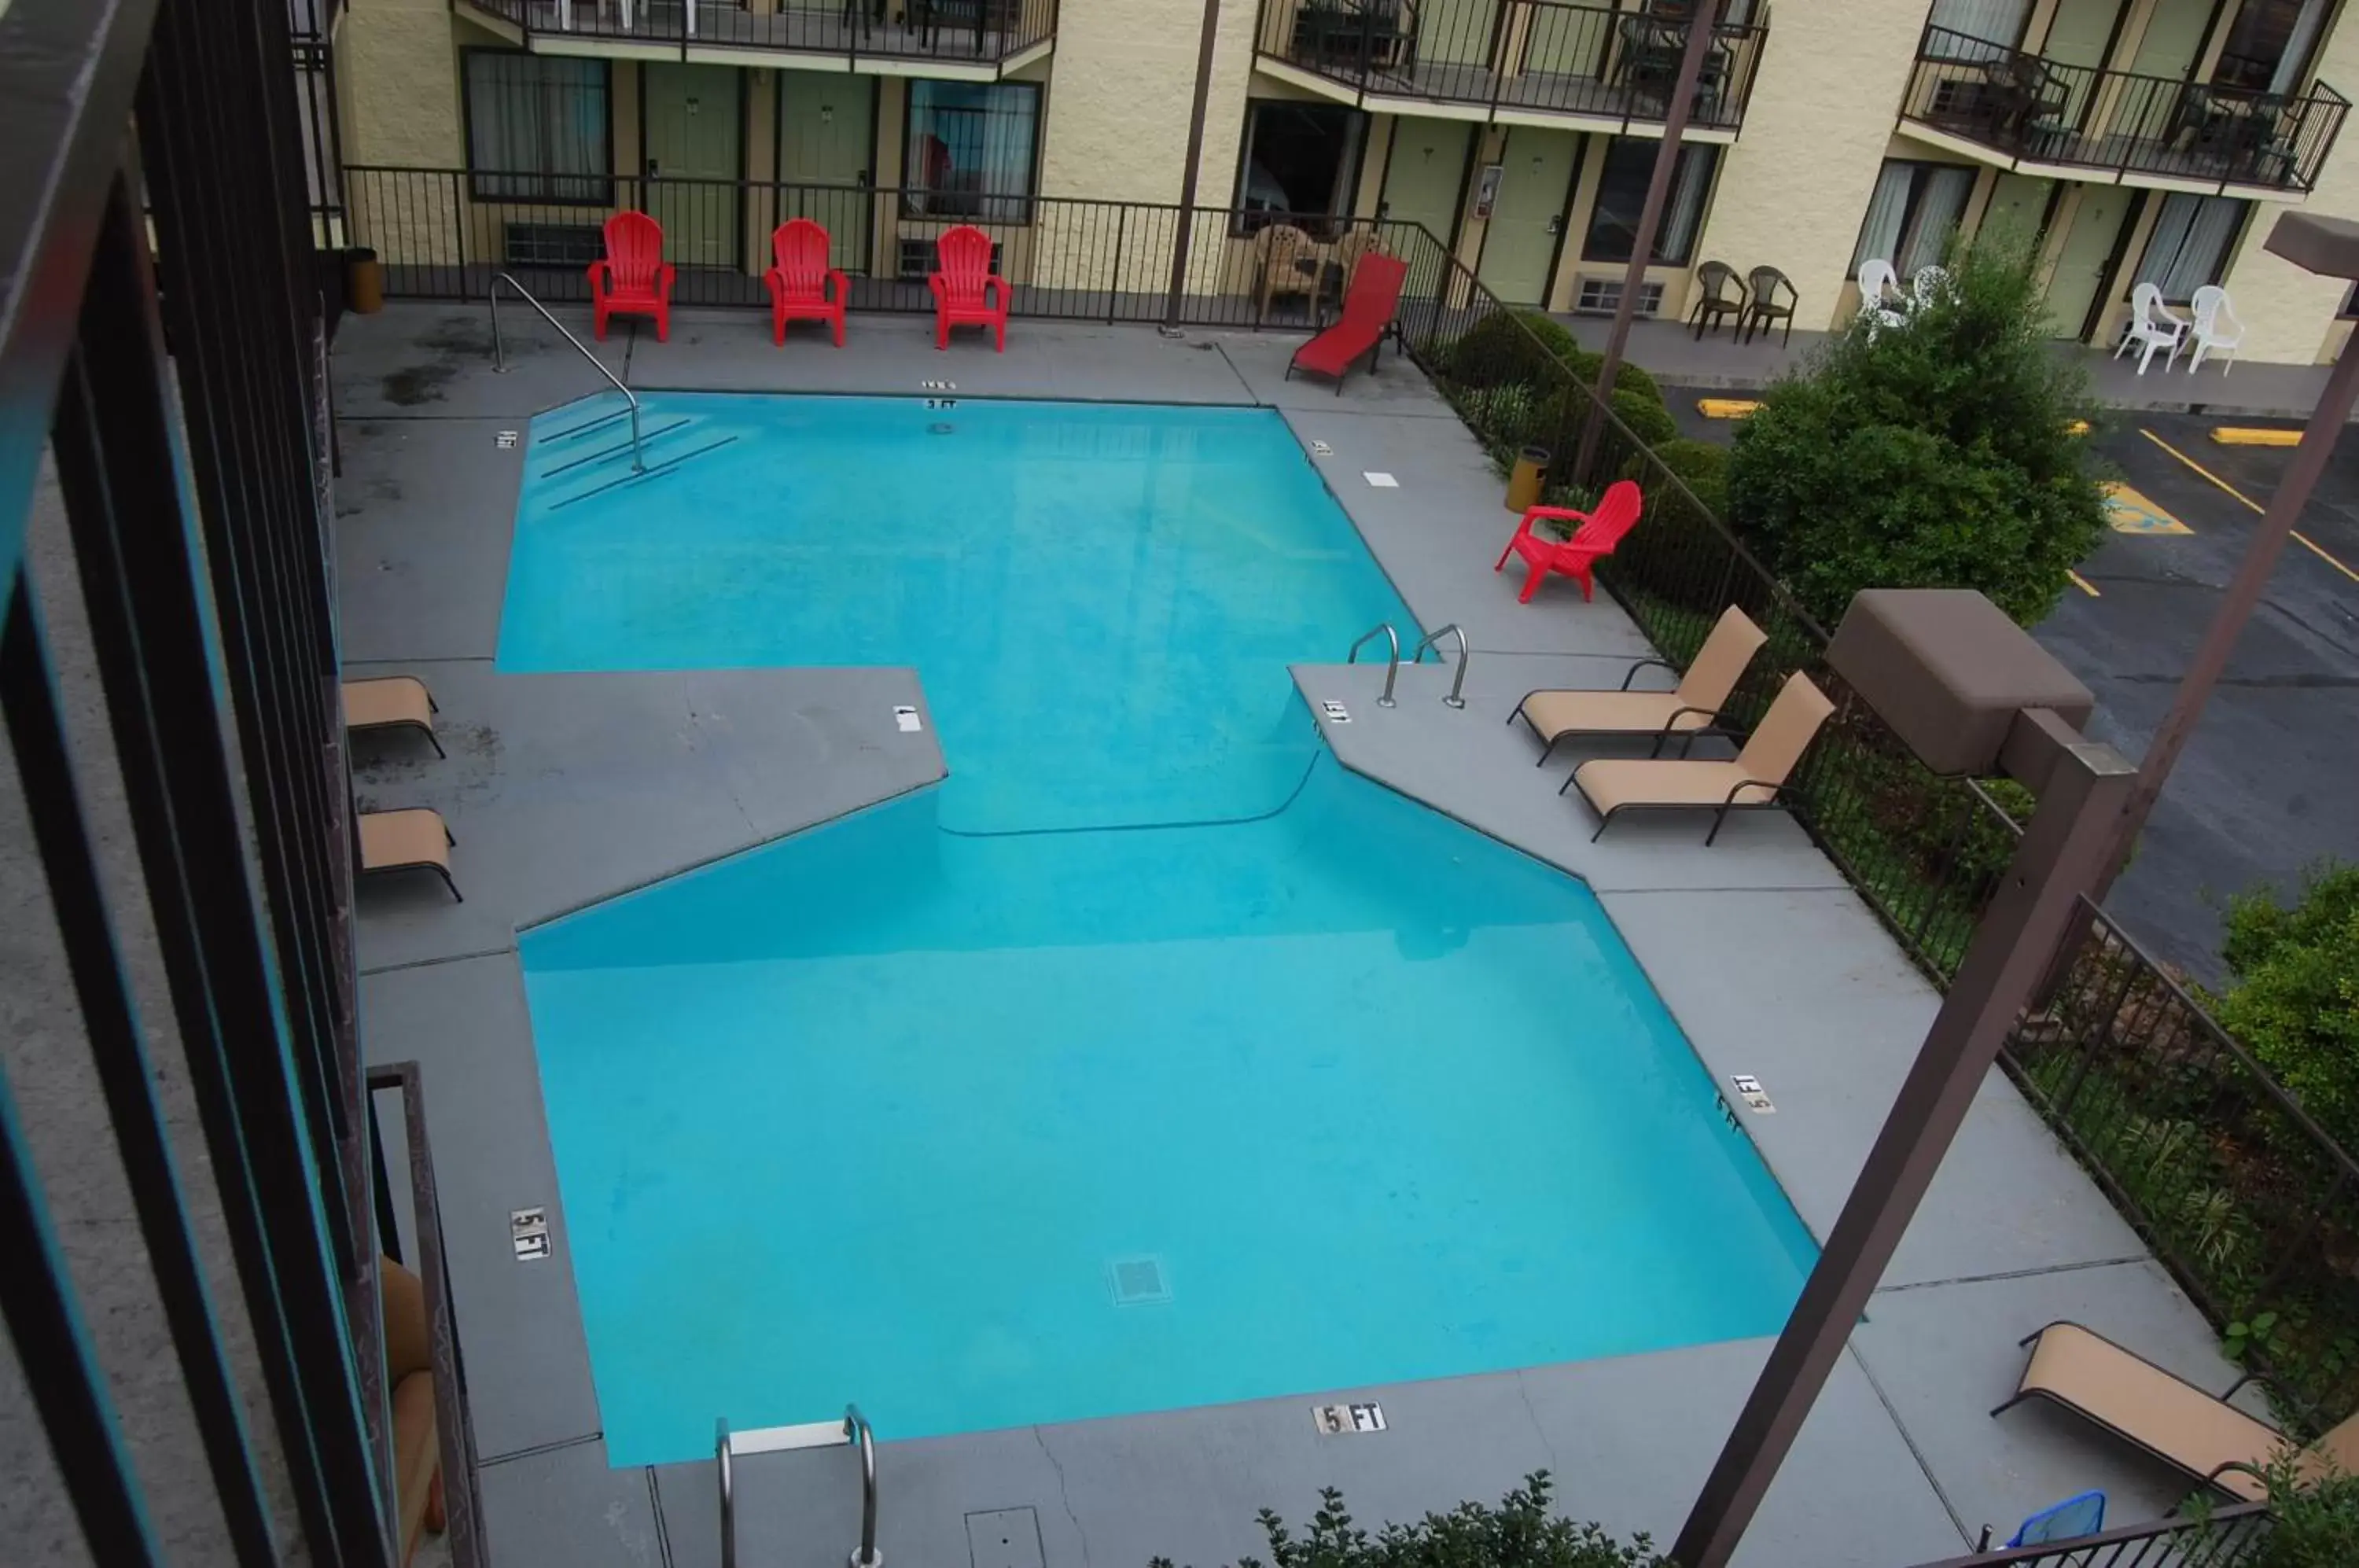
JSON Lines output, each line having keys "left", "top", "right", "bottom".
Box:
{"left": 2115, "top": 282, "right": 2186, "bottom": 374}
{"left": 1289, "top": 252, "right": 1407, "bottom": 392}
{"left": 1291, "top": 0, "right": 1417, "bottom": 75}
{"left": 1568, "top": 670, "right": 1836, "bottom": 845}
{"left": 1255, "top": 223, "right": 1323, "bottom": 319}
{"left": 928, "top": 223, "right": 1010, "bottom": 351}
{"left": 2184, "top": 285, "right": 2245, "bottom": 374}
{"left": 764, "top": 218, "right": 849, "bottom": 347}
{"left": 1492, "top": 480, "right": 1644, "bottom": 604}
{"left": 587, "top": 211, "right": 672, "bottom": 342}
{"left": 1510, "top": 605, "right": 1768, "bottom": 766}
{"left": 1856, "top": 257, "right": 1906, "bottom": 335}
{"left": 1687, "top": 261, "right": 1746, "bottom": 340}
{"left": 1739, "top": 264, "right": 1797, "bottom": 346}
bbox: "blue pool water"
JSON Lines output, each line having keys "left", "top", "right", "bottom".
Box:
{"left": 506, "top": 394, "right": 1814, "bottom": 1466}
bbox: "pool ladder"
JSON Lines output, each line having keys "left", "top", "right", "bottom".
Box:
{"left": 717, "top": 1406, "right": 880, "bottom": 1568}
{"left": 1346, "top": 622, "right": 1470, "bottom": 709}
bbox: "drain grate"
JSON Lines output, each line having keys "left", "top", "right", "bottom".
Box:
{"left": 1108, "top": 1255, "right": 1169, "bottom": 1306}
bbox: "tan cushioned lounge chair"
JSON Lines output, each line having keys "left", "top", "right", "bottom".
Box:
{"left": 344, "top": 675, "right": 444, "bottom": 757}
{"left": 1511, "top": 605, "right": 1768, "bottom": 765}
{"left": 1998, "top": 1320, "right": 2359, "bottom": 1500}
{"left": 1569, "top": 669, "right": 1834, "bottom": 845}
{"left": 359, "top": 808, "right": 462, "bottom": 902}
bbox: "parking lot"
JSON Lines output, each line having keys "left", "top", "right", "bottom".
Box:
{"left": 1665, "top": 393, "right": 2359, "bottom": 981}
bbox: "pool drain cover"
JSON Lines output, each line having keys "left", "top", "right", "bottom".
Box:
{"left": 1108, "top": 1255, "right": 1169, "bottom": 1306}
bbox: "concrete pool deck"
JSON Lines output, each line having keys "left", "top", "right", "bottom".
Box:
{"left": 337, "top": 302, "right": 2247, "bottom": 1568}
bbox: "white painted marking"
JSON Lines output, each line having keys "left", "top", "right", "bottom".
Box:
{"left": 1319, "top": 699, "right": 1351, "bottom": 724}
{"left": 1729, "top": 1074, "right": 1776, "bottom": 1113}
{"left": 728, "top": 1420, "right": 849, "bottom": 1456}
{"left": 495, "top": 431, "right": 519, "bottom": 449}
{"left": 1363, "top": 471, "right": 1399, "bottom": 488}
{"left": 893, "top": 705, "right": 924, "bottom": 734}
{"left": 511, "top": 1205, "right": 550, "bottom": 1261}
{"left": 1310, "top": 440, "right": 1334, "bottom": 456}
{"left": 1313, "top": 1401, "right": 1387, "bottom": 1434}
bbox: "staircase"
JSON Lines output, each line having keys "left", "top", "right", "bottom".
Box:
{"left": 529, "top": 399, "right": 738, "bottom": 511}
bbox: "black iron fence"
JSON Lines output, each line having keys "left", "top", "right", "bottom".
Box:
{"left": 347, "top": 163, "right": 1464, "bottom": 329}
{"left": 1902, "top": 24, "right": 2350, "bottom": 195}
{"left": 1253, "top": 0, "right": 1770, "bottom": 132}
{"left": 1904, "top": 1503, "right": 2273, "bottom": 1568}
{"left": 464, "top": 0, "right": 1057, "bottom": 69}
{"left": 2007, "top": 900, "right": 2359, "bottom": 1430}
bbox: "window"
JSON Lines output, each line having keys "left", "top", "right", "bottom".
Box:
{"left": 2136, "top": 194, "right": 2247, "bottom": 301}
{"left": 903, "top": 81, "right": 1040, "bottom": 223}
{"left": 464, "top": 53, "right": 611, "bottom": 203}
{"left": 1849, "top": 160, "right": 1976, "bottom": 277}
{"left": 2214, "top": 0, "right": 2333, "bottom": 94}
{"left": 1581, "top": 138, "right": 1718, "bottom": 267}
{"left": 1232, "top": 101, "right": 1367, "bottom": 236}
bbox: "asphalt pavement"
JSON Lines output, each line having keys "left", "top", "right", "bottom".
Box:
{"left": 1662, "top": 390, "right": 2359, "bottom": 981}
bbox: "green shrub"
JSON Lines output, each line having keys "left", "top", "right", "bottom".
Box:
{"left": 1608, "top": 359, "right": 1662, "bottom": 407}
{"left": 2197, "top": 1451, "right": 2359, "bottom": 1567}
{"left": 1611, "top": 384, "right": 1677, "bottom": 447}
{"left": 1649, "top": 438, "right": 1730, "bottom": 518}
{"left": 1450, "top": 310, "right": 1583, "bottom": 388}
{"left": 1148, "top": 1472, "right": 1665, "bottom": 1568}
{"left": 1725, "top": 223, "right": 2107, "bottom": 627}
{"left": 2214, "top": 862, "right": 2359, "bottom": 1157}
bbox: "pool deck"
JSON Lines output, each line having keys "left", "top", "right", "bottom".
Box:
{"left": 339, "top": 302, "right": 2251, "bottom": 1568}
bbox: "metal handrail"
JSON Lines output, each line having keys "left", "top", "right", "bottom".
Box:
{"left": 1346, "top": 622, "right": 1400, "bottom": 707}
{"left": 1411, "top": 623, "right": 1470, "bottom": 709}
{"left": 717, "top": 1405, "right": 881, "bottom": 1568}
{"left": 488, "top": 271, "right": 645, "bottom": 473}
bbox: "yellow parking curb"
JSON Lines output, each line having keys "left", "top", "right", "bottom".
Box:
{"left": 2068, "top": 570, "right": 2101, "bottom": 597}
{"left": 1697, "top": 398, "right": 1761, "bottom": 418}
{"left": 2210, "top": 427, "right": 2303, "bottom": 446}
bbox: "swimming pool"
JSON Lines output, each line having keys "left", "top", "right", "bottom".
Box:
{"left": 506, "top": 393, "right": 1814, "bottom": 1466}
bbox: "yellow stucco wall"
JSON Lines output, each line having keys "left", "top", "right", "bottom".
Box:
{"left": 1687, "top": 0, "right": 1930, "bottom": 333}
{"left": 340, "top": 0, "right": 467, "bottom": 167}
{"left": 2218, "top": 16, "right": 2359, "bottom": 363}
{"left": 1035, "top": 0, "right": 1259, "bottom": 207}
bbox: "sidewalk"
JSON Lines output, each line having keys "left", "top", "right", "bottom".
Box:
{"left": 1560, "top": 315, "right": 2336, "bottom": 419}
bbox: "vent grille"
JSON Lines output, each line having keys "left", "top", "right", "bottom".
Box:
{"left": 1108, "top": 1256, "right": 1169, "bottom": 1306}
{"left": 1573, "top": 278, "right": 1664, "bottom": 318}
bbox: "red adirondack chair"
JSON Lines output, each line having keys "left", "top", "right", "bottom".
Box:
{"left": 764, "top": 218, "right": 848, "bottom": 347}
{"left": 928, "top": 225, "right": 1009, "bottom": 352}
{"left": 587, "top": 212, "right": 674, "bottom": 342}
{"left": 1493, "top": 480, "right": 1643, "bottom": 603}
{"left": 1288, "top": 253, "right": 1407, "bottom": 392}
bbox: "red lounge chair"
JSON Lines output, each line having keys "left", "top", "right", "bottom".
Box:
{"left": 764, "top": 218, "right": 848, "bottom": 347}
{"left": 588, "top": 211, "right": 673, "bottom": 342}
{"left": 1493, "top": 480, "right": 1643, "bottom": 603}
{"left": 929, "top": 224, "right": 1009, "bottom": 352}
{"left": 1287, "top": 253, "right": 1407, "bottom": 392}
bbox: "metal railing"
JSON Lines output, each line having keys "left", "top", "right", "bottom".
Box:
{"left": 717, "top": 1406, "right": 880, "bottom": 1568}
{"left": 1411, "top": 621, "right": 1470, "bottom": 708}
{"left": 1901, "top": 24, "right": 2350, "bottom": 195}
{"left": 2004, "top": 898, "right": 2359, "bottom": 1432}
{"left": 1347, "top": 622, "right": 1404, "bottom": 706}
{"left": 491, "top": 271, "right": 646, "bottom": 472}
{"left": 1253, "top": 0, "right": 1771, "bottom": 132}
{"left": 464, "top": 0, "right": 1057, "bottom": 70}
{"left": 1904, "top": 1502, "right": 2273, "bottom": 1568}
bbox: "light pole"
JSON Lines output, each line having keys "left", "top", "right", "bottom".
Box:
{"left": 2090, "top": 211, "right": 2359, "bottom": 889}
{"left": 1671, "top": 591, "right": 2136, "bottom": 1568}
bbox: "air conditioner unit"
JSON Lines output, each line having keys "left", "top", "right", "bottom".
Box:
{"left": 503, "top": 223, "right": 605, "bottom": 269}
{"left": 897, "top": 235, "right": 1003, "bottom": 281}
{"left": 1573, "top": 278, "right": 1664, "bottom": 318}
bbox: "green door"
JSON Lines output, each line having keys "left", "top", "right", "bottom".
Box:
{"left": 2129, "top": 0, "right": 2210, "bottom": 79}
{"left": 2045, "top": 183, "right": 2131, "bottom": 338}
{"left": 2041, "top": 0, "right": 2118, "bottom": 124}
{"left": 1380, "top": 120, "right": 1472, "bottom": 248}
{"left": 1983, "top": 172, "right": 2055, "bottom": 242}
{"left": 1475, "top": 127, "right": 1579, "bottom": 305}
{"left": 778, "top": 71, "right": 874, "bottom": 273}
{"left": 644, "top": 63, "right": 742, "bottom": 270}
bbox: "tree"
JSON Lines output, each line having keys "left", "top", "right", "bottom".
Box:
{"left": 1149, "top": 1473, "right": 1665, "bottom": 1568}
{"left": 2214, "top": 861, "right": 2359, "bottom": 1157}
{"left": 1724, "top": 226, "right": 2107, "bottom": 628}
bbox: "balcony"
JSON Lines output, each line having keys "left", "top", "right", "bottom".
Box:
{"left": 458, "top": 0, "right": 1056, "bottom": 79}
{"left": 1252, "top": 0, "right": 1770, "bottom": 136}
{"left": 1900, "top": 25, "right": 2349, "bottom": 197}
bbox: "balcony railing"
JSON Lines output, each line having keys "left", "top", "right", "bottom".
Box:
{"left": 463, "top": 0, "right": 1057, "bottom": 71}
{"left": 1902, "top": 1502, "right": 2273, "bottom": 1568}
{"left": 1253, "top": 0, "right": 1770, "bottom": 133}
{"left": 1902, "top": 24, "right": 2349, "bottom": 194}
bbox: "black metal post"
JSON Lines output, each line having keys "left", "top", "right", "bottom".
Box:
{"left": 1163, "top": 0, "right": 1225, "bottom": 329}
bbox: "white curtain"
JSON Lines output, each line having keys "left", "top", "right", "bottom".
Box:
{"left": 1899, "top": 166, "right": 1974, "bottom": 275}
{"left": 907, "top": 83, "right": 1040, "bottom": 222}
{"left": 466, "top": 55, "right": 609, "bottom": 201}
{"left": 1927, "top": 0, "right": 2029, "bottom": 52}
{"left": 1850, "top": 161, "right": 1914, "bottom": 273}
{"left": 2137, "top": 194, "right": 2247, "bottom": 300}
{"left": 1660, "top": 146, "right": 1717, "bottom": 264}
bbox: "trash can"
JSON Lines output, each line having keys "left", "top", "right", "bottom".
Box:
{"left": 345, "top": 246, "right": 383, "bottom": 315}
{"left": 1506, "top": 445, "right": 1550, "bottom": 513}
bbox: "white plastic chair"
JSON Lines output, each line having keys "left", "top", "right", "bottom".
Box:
{"left": 2115, "top": 282, "right": 2187, "bottom": 375}
{"left": 1857, "top": 259, "right": 1905, "bottom": 336}
{"left": 2183, "top": 285, "right": 2244, "bottom": 374}
{"left": 1911, "top": 265, "right": 1949, "bottom": 307}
